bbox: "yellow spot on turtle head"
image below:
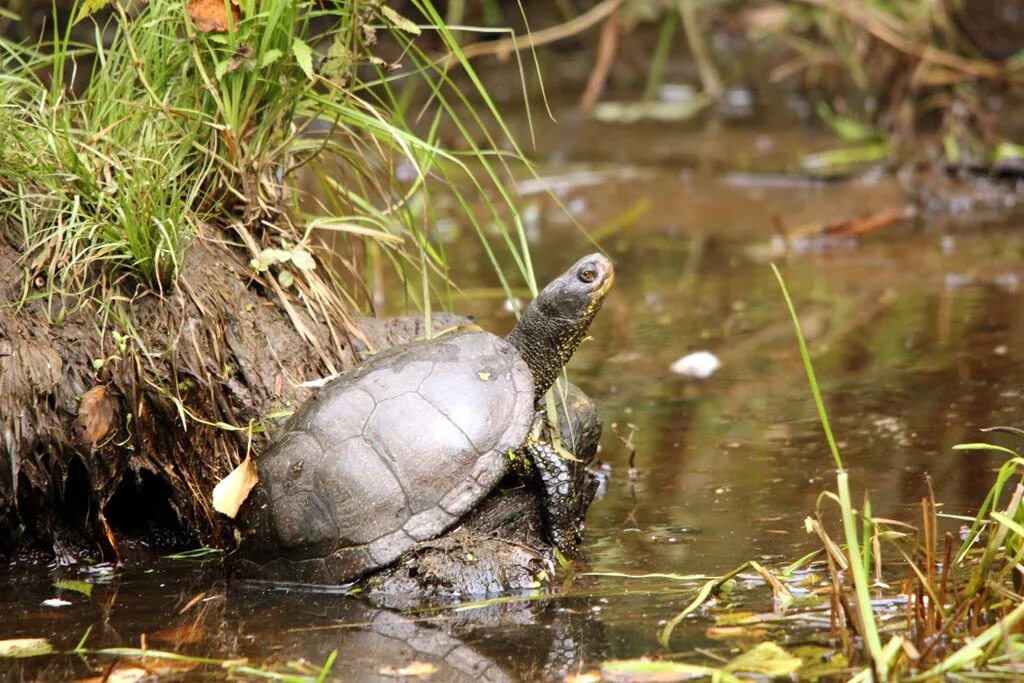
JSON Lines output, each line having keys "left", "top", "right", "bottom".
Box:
{"left": 477, "top": 371, "right": 491, "bottom": 381}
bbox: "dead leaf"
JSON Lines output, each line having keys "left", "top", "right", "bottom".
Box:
{"left": 97, "top": 512, "right": 121, "bottom": 565}
{"left": 380, "top": 6, "right": 421, "bottom": 35}
{"left": 78, "top": 666, "right": 151, "bottom": 683}
{"left": 126, "top": 657, "right": 197, "bottom": 675}
{"left": 0, "top": 638, "right": 54, "bottom": 658}
{"left": 212, "top": 456, "right": 259, "bottom": 518}
{"left": 706, "top": 625, "right": 768, "bottom": 639}
{"left": 600, "top": 659, "right": 721, "bottom": 682}
{"left": 78, "top": 643, "right": 197, "bottom": 676}
{"left": 188, "top": 0, "right": 240, "bottom": 33}
{"left": 379, "top": 661, "right": 437, "bottom": 677}
{"left": 565, "top": 671, "right": 602, "bottom": 683}
{"left": 53, "top": 580, "right": 94, "bottom": 597}
{"left": 215, "top": 44, "right": 254, "bottom": 79}
{"left": 723, "top": 642, "right": 802, "bottom": 676}
{"left": 150, "top": 623, "right": 208, "bottom": 646}
{"left": 820, "top": 206, "right": 913, "bottom": 237}
{"left": 77, "top": 385, "right": 118, "bottom": 445}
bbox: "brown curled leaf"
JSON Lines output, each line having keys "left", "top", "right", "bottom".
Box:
{"left": 188, "top": 0, "right": 240, "bottom": 33}
{"left": 77, "top": 385, "right": 118, "bottom": 446}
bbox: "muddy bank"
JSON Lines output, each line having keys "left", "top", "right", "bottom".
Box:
{"left": 0, "top": 230, "right": 349, "bottom": 561}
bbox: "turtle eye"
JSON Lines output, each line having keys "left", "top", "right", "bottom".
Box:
{"left": 578, "top": 268, "right": 597, "bottom": 284}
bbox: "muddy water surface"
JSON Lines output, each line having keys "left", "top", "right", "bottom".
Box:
{"left": 5, "top": 110, "right": 1024, "bottom": 680}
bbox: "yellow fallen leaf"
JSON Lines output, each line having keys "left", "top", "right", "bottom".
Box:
{"left": 379, "top": 661, "right": 437, "bottom": 677}
{"left": 706, "top": 625, "right": 765, "bottom": 640}
{"left": 53, "top": 579, "right": 93, "bottom": 597}
{"left": 724, "top": 642, "right": 802, "bottom": 676}
{"left": 600, "top": 658, "right": 721, "bottom": 682}
{"left": 78, "top": 666, "right": 150, "bottom": 683}
{"left": 212, "top": 456, "right": 258, "bottom": 518}
{"left": 0, "top": 638, "right": 53, "bottom": 658}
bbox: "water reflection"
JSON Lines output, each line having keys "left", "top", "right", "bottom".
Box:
{"left": 0, "top": 564, "right": 615, "bottom": 681}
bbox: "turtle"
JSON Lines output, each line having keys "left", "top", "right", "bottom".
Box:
{"left": 364, "top": 380, "right": 605, "bottom": 597}
{"left": 237, "top": 253, "right": 614, "bottom": 584}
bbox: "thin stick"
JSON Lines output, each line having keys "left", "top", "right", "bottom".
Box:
{"left": 677, "top": 0, "right": 722, "bottom": 96}
{"left": 579, "top": 7, "right": 621, "bottom": 112}
{"left": 442, "top": 0, "right": 624, "bottom": 68}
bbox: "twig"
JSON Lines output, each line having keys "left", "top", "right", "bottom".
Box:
{"left": 795, "top": 0, "right": 1004, "bottom": 80}
{"left": 579, "top": 7, "right": 621, "bottom": 112}
{"left": 611, "top": 422, "right": 638, "bottom": 475}
{"left": 442, "top": 0, "right": 623, "bottom": 68}
{"left": 678, "top": 0, "right": 722, "bottom": 96}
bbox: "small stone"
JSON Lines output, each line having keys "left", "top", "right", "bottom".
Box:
{"left": 41, "top": 598, "right": 71, "bottom": 608}
{"left": 670, "top": 351, "right": 721, "bottom": 379}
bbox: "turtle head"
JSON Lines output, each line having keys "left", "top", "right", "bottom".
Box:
{"left": 507, "top": 253, "right": 615, "bottom": 401}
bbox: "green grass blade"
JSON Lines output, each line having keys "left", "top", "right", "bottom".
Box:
{"left": 770, "top": 265, "right": 843, "bottom": 470}
{"left": 771, "top": 264, "right": 884, "bottom": 675}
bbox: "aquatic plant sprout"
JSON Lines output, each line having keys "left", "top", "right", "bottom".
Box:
{"left": 771, "top": 264, "right": 885, "bottom": 678}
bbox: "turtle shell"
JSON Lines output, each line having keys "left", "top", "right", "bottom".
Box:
{"left": 242, "top": 330, "right": 536, "bottom": 584}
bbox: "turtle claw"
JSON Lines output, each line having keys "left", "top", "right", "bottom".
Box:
{"left": 524, "top": 436, "right": 584, "bottom": 558}
{"left": 517, "top": 383, "right": 603, "bottom": 558}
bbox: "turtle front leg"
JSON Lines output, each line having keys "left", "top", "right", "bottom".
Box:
{"left": 521, "top": 412, "right": 583, "bottom": 558}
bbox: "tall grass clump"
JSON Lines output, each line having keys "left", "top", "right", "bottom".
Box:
{"left": 0, "top": 0, "right": 537, "bottom": 323}
{"left": 3, "top": 5, "right": 212, "bottom": 293}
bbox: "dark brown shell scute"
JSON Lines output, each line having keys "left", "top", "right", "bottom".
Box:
{"left": 243, "top": 331, "right": 535, "bottom": 583}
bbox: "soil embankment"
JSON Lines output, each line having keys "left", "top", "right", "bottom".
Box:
{"left": 0, "top": 232, "right": 345, "bottom": 561}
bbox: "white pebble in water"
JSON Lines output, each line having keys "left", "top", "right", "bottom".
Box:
{"left": 670, "top": 351, "right": 721, "bottom": 379}
{"left": 41, "top": 598, "right": 72, "bottom": 608}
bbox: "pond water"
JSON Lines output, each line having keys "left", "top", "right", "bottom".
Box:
{"left": 5, "top": 94, "right": 1024, "bottom": 681}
